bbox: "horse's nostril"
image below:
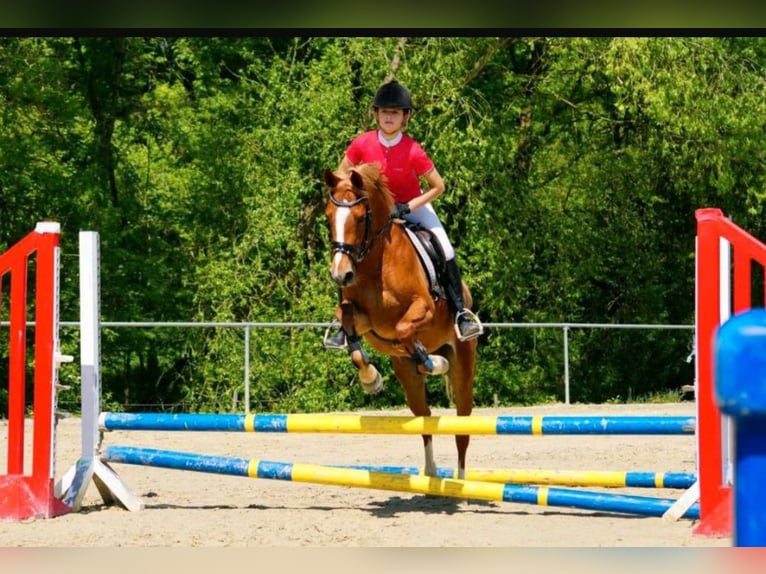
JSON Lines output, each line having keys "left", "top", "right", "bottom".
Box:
{"left": 343, "top": 271, "right": 355, "bottom": 285}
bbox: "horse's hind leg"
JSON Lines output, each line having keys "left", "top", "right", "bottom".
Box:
{"left": 391, "top": 356, "right": 437, "bottom": 477}
{"left": 445, "top": 341, "right": 476, "bottom": 479}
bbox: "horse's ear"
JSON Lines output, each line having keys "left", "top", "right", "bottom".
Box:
{"left": 349, "top": 170, "right": 364, "bottom": 191}
{"left": 324, "top": 168, "right": 339, "bottom": 188}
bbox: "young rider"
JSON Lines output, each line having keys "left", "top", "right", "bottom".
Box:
{"left": 324, "top": 79, "right": 483, "bottom": 348}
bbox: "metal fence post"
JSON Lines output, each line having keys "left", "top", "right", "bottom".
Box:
{"left": 244, "top": 324, "right": 251, "bottom": 414}
{"left": 563, "top": 325, "right": 570, "bottom": 405}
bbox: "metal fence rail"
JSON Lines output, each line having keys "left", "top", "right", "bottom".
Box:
{"left": 41, "top": 320, "right": 693, "bottom": 410}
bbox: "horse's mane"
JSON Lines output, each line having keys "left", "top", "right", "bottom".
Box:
{"left": 346, "top": 162, "right": 394, "bottom": 211}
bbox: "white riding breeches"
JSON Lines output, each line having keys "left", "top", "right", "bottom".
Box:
{"left": 401, "top": 203, "right": 455, "bottom": 261}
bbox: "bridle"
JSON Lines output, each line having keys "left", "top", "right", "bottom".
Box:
{"left": 328, "top": 191, "right": 391, "bottom": 264}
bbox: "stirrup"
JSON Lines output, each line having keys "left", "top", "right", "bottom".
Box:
{"left": 323, "top": 321, "right": 348, "bottom": 350}
{"left": 455, "top": 309, "right": 483, "bottom": 342}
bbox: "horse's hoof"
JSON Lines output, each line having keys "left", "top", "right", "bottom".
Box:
{"left": 361, "top": 373, "right": 383, "bottom": 394}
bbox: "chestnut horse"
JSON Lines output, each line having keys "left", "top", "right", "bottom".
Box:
{"left": 323, "top": 163, "right": 477, "bottom": 479}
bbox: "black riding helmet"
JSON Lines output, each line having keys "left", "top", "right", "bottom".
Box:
{"left": 372, "top": 80, "right": 413, "bottom": 111}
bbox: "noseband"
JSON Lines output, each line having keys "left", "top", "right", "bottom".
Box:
{"left": 328, "top": 191, "right": 391, "bottom": 264}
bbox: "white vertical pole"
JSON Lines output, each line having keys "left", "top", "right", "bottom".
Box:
{"left": 719, "top": 236, "right": 733, "bottom": 486}
{"left": 720, "top": 237, "right": 731, "bottom": 322}
{"left": 51, "top": 231, "right": 70, "bottom": 477}
{"left": 58, "top": 231, "right": 144, "bottom": 511}
{"left": 79, "top": 231, "right": 101, "bottom": 458}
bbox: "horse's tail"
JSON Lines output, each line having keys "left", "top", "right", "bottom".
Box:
{"left": 462, "top": 280, "right": 473, "bottom": 309}
{"left": 441, "top": 345, "right": 456, "bottom": 407}
{"left": 444, "top": 371, "right": 455, "bottom": 406}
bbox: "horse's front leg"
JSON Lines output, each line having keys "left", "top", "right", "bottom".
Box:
{"left": 395, "top": 298, "right": 449, "bottom": 375}
{"left": 340, "top": 302, "right": 383, "bottom": 394}
{"left": 348, "top": 333, "right": 383, "bottom": 394}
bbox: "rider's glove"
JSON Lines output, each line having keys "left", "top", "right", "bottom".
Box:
{"left": 391, "top": 202, "right": 411, "bottom": 220}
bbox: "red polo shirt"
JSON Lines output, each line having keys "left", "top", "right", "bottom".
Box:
{"left": 345, "top": 131, "right": 434, "bottom": 203}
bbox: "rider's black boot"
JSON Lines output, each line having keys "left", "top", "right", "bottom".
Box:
{"left": 444, "top": 258, "right": 483, "bottom": 342}
{"left": 323, "top": 320, "right": 347, "bottom": 350}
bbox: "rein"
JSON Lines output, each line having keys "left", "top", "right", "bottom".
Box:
{"left": 329, "top": 191, "right": 392, "bottom": 264}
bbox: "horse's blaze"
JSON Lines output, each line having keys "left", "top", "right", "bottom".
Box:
{"left": 331, "top": 251, "right": 354, "bottom": 286}
{"left": 329, "top": 205, "right": 356, "bottom": 284}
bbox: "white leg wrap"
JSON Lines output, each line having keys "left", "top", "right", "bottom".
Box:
{"left": 360, "top": 366, "right": 383, "bottom": 394}
{"left": 427, "top": 355, "right": 449, "bottom": 375}
{"left": 424, "top": 442, "right": 437, "bottom": 477}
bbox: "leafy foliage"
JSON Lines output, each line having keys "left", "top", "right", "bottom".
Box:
{"left": 2, "top": 36, "right": 764, "bottom": 414}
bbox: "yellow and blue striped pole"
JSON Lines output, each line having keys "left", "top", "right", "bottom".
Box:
{"left": 102, "top": 445, "right": 700, "bottom": 519}
{"left": 100, "top": 413, "right": 695, "bottom": 435}
{"left": 336, "top": 465, "right": 695, "bottom": 489}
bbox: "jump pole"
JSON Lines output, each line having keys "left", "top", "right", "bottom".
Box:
{"left": 102, "top": 445, "right": 700, "bottom": 520}
{"left": 334, "top": 465, "right": 695, "bottom": 489}
{"left": 99, "top": 412, "right": 695, "bottom": 435}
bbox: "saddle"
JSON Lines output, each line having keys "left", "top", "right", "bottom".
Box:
{"left": 399, "top": 221, "right": 447, "bottom": 302}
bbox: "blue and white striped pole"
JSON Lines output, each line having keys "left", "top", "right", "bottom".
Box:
{"left": 715, "top": 308, "right": 766, "bottom": 547}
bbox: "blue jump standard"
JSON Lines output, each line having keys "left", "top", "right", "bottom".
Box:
{"left": 715, "top": 308, "right": 766, "bottom": 547}
{"left": 99, "top": 412, "right": 695, "bottom": 435}
{"left": 101, "top": 445, "right": 700, "bottom": 519}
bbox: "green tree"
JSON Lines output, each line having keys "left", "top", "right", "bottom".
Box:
{"left": 4, "top": 36, "right": 766, "bottom": 416}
